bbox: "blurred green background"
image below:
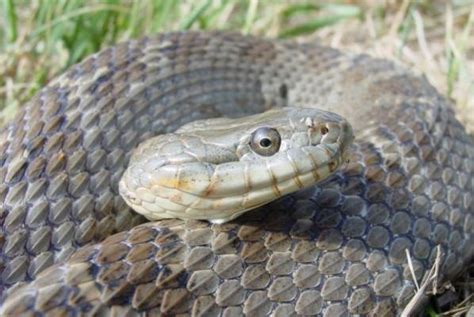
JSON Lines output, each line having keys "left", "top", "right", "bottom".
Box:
{"left": 1, "top": 1, "right": 472, "bottom": 126}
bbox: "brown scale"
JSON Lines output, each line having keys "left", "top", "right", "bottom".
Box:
{"left": 0, "top": 32, "right": 472, "bottom": 316}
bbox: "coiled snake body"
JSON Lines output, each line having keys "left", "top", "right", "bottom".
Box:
{"left": 0, "top": 32, "right": 472, "bottom": 316}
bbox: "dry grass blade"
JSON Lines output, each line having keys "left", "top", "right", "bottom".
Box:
{"left": 412, "top": 9, "right": 436, "bottom": 69}
{"left": 402, "top": 245, "right": 443, "bottom": 317}
{"left": 406, "top": 249, "right": 420, "bottom": 291}
{"left": 440, "top": 294, "right": 473, "bottom": 316}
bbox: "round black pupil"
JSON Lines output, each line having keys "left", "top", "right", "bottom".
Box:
{"left": 260, "top": 138, "right": 272, "bottom": 148}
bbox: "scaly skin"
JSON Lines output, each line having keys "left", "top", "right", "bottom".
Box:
{"left": 0, "top": 32, "right": 472, "bottom": 316}
{"left": 119, "top": 107, "right": 353, "bottom": 223}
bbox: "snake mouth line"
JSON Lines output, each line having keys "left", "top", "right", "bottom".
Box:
{"left": 119, "top": 141, "right": 347, "bottom": 223}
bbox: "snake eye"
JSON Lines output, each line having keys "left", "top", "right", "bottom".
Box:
{"left": 250, "top": 127, "right": 281, "bottom": 156}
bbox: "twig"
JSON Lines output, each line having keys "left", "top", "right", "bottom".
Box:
{"left": 401, "top": 245, "right": 443, "bottom": 317}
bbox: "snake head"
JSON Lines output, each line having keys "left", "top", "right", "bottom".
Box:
{"left": 119, "top": 107, "right": 353, "bottom": 223}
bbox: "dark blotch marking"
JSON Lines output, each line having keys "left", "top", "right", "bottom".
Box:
{"left": 279, "top": 84, "right": 288, "bottom": 100}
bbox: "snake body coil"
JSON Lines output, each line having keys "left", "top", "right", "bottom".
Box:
{"left": 0, "top": 32, "right": 472, "bottom": 316}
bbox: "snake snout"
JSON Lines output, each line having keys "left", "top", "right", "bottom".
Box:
{"left": 119, "top": 154, "right": 172, "bottom": 219}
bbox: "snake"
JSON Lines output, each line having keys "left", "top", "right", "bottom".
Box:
{"left": 0, "top": 32, "right": 472, "bottom": 316}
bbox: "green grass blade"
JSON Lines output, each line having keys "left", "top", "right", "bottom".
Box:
{"left": 243, "top": 0, "right": 259, "bottom": 34}
{"left": 179, "top": 0, "right": 212, "bottom": 30}
{"left": 280, "top": 3, "right": 320, "bottom": 19}
{"left": 279, "top": 15, "right": 355, "bottom": 38}
{"left": 30, "top": 4, "right": 129, "bottom": 38}
{"left": 2, "top": 0, "right": 18, "bottom": 43}
{"left": 279, "top": 4, "right": 362, "bottom": 38}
